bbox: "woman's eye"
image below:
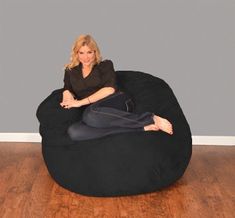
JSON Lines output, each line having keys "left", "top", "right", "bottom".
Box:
{"left": 79, "top": 51, "right": 93, "bottom": 54}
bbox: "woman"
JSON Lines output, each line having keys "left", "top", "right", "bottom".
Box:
{"left": 60, "top": 34, "right": 173, "bottom": 141}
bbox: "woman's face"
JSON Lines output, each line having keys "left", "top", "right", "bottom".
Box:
{"left": 78, "top": 45, "right": 96, "bottom": 68}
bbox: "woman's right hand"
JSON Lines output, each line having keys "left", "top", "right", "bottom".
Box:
{"left": 60, "top": 99, "right": 82, "bottom": 109}
{"left": 60, "top": 99, "right": 72, "bottom": 107}
{"left": 60, "top": 90, "right": 75, "bottom": 107}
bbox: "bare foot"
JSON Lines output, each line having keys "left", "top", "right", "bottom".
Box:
{"left": 153, "top": 115, "right": 173, "bottom": 135}
{"left": 144, "top": 124, "right": 160, "bottom": 131}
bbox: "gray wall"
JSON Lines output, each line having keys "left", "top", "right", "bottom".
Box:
{"left": 0, "top": 0, "right": 234, "bottom": 136}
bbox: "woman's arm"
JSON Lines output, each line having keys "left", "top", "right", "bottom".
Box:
{"left": 62, "top": 90, "right": 74, "bottom": 101}
{"left": 62, "top": 68, "right": 74, "bottom": 101}
{"left": 61, "top": 87, "right": 115, "bottom": 109}
{"left": 81, "top": 86, "right": 115, "bottom": 105}
{"left": 60, "top": 90, "right": 74, "bottom": 107}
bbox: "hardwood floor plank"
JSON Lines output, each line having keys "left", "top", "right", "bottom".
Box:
{"left": 43, "top": 183, "right": 72, "bottom": 218}
{"left": 22, "top": 164, "right": 55, "bottom": 218}
{"left": 0, "top": 143, "right": 42, "bottom": 218}
{"left": 1, "top": 157, "right": 41, "bottom": 217}
{"left": 194, "top": 146, "right": 235, "bottom": 218}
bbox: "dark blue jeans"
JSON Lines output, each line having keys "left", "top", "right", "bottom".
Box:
{"left": 68, "top": 91, "right": 155, "bottom": 141}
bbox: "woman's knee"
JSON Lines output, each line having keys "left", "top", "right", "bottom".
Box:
{"left": 67, "top": 123, "right": 87, "bottom": 140}
{"left": 82, "top": 107, "right": 100, "bottom": 127}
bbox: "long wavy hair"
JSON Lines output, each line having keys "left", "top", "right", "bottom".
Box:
{"left": 64, "top": 34, "right": 102, "bottom": 70}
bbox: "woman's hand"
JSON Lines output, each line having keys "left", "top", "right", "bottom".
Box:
{"left": 60, "top": 99, "right": 82, "bottom": 109}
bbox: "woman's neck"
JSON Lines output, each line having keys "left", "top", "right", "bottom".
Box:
{"left": 83, "top": 66, "right": 91, "bottom": 70}
{"left": 82, "top": 62, "right": 94, "bottom": 71}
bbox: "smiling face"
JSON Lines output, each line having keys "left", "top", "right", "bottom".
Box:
{"left": 78, "top": 45, "right": 96, "bottom": 68}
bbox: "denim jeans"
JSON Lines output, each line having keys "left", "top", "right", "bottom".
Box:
{"left": 68, "top": 91, "right": 155, "bottom": 141}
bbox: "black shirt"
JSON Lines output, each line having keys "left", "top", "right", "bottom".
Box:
{"left": 63, "top": 59, "right": 118, "bottom": 99}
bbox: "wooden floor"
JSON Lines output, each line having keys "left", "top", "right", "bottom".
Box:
{"left": 0, "top": 143, "right": 234, "bottom": 218}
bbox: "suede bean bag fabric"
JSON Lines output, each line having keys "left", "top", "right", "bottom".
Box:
{"left": 36, "top": 70, "right": 192, "bottom": 197}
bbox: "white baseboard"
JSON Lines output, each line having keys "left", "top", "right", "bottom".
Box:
{"left": 192, "top": 136, "right": 235, "bottom": 146}
{"left": 0, "top": 133, "right": 234, "bottom": 146}
{"left": 0, "top": 133, "right": 41, "bottom": 143}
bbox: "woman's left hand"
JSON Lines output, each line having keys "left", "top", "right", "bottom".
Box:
{"left": 60, "top": 99, "right": 82, "bottom": 109}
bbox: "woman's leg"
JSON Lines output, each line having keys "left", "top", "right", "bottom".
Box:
{"left": 67, "top": 91, "right": 150, "bottom": 141}
{"left": 68, "top": 120, "right": 143, "bottom": 141}
{"left": 67, "top": 91, "right": 173, "bottom": 141}
{"left": 82, "top": 91, "right": 155, "bottom": 129}
{"left": 87, "top": 91, "right": 173, "bottom": 134}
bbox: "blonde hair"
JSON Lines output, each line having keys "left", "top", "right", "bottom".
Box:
{"left": 64, "top": 34, "right": 102, "bottom": 70}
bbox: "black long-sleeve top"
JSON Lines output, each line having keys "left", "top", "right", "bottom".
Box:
{"left": 63, "top": 59, "right": 118, "bottom": 99}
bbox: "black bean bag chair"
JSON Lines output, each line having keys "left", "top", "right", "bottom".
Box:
{"left": 36, "top": 70, "right": 192, "bottom": 197}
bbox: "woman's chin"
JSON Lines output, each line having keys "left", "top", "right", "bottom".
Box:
{"left": 82, "top": 62, "right": 92, "bottom": 67}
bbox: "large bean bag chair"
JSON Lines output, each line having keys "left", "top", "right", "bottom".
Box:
{"left": 36, "top": 70, "right": 192, "bottom": 197}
